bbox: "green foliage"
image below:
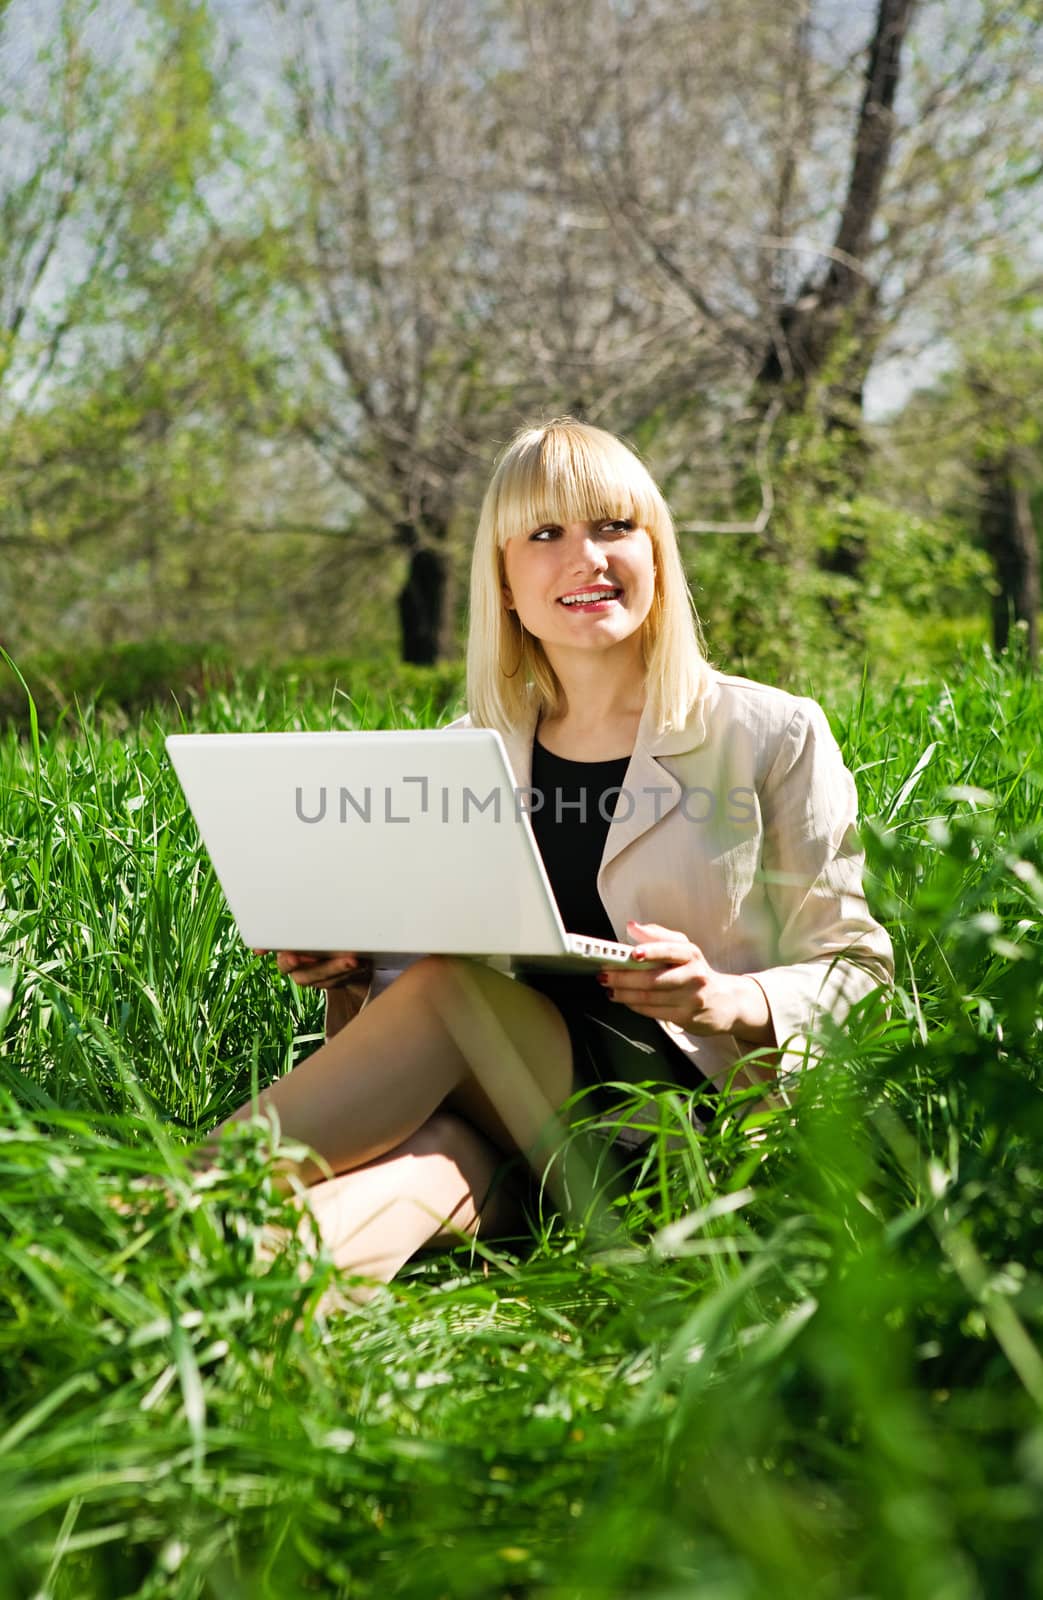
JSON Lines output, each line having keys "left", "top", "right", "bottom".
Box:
{"left": 272, "top": 655, "right": 468, "bottom": 727}
{"left": 3, "top": 0, "right": 1042, "bottom": 681}
{"left": 0, "top": 644, "right": 467, "bottom": 733}
{"left": 0, "top": 642, "right": 238, "bottom": 731}
{"left": 684, "top": 391, "right": 1002, "bottom": 688}
{"left": 0, "top": 0, "right": 294, "bottom": 665}
{"left": 0, "top": 651, "right": 1041, "bottom": 1595}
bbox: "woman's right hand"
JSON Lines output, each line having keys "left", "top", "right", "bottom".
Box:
{"left": 252, "top": 950, "right": 373, "bottom": 991}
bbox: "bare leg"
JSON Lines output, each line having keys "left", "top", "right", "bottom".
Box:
{"left": 264, "top": 1110, "right": 527, "bottom": 1306}
{"left": 208, "top": 957, "right": 576, "bottom": 1189}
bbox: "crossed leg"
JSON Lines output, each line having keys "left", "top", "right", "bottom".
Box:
{"left": 206, "top": 957, "right": 577, "bottom": 1296}
{"left": 259, "top": 1110, "right": 529, "bottom": 1306}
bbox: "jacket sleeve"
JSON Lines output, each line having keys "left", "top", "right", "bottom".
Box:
{"left": 745, "top": 697, "right": 894, "bottom": 1077}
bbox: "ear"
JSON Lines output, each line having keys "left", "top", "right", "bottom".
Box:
{"left": 501, "top": 584, "right": 514, "bottom": 609}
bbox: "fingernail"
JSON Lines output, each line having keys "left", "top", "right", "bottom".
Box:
{"left": 596, "top": 973, "right": 610, "bottom": 985}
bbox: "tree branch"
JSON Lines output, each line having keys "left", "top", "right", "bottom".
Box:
{"left": 674, "top": 398, "right": 784, "bottom": 544}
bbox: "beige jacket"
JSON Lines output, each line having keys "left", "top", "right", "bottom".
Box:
{"left": 357, "top": 669, "right": 894, "bottom": 1092}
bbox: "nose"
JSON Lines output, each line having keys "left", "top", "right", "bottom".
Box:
{"left": 568, "top": 528, "right": 608, "bottom": 574}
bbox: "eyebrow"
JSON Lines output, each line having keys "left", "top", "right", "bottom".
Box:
{"left": 529, "top": 515, "right": 631, "bottom": 529}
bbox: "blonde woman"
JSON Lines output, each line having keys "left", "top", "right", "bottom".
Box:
{"left": 215, "top": 418, "right": 893, "bottom": 1296}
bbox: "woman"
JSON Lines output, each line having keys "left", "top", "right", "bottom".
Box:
{"left": 216, "top": 417, "right": 893, "bottom": 1296}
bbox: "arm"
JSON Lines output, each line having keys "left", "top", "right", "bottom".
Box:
{"left": 251, "top": 951, "right": 374, "bottom": 1044}
{"left": 727, "top": 975, "right": 777, "bottom": 1046}
{"left": 743, "top": 698, "right": 894, "bottom": 1076}
{"left": 324, "top": 979, "right": 371, "bottom": 1043}
{"left": 323, "top": 956, "right": 429, "bottom": 1041}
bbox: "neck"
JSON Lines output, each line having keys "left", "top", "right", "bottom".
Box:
{"left": 541, "top": 636, "right": 647, "bottom": 727}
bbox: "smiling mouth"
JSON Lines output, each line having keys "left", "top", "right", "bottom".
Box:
{"left": 557, "top": 587, "right": 623, "bottom": 609}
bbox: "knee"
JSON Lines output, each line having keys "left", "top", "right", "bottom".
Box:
{"left": 399, "top": 953, "right": 486, "bottom": 1001}
{"left": 413, "top": 1111, "right": 528, "bottom": 1236}
{"left": 408, "top": 1108, "right": 477, "bottom": 1166}
{"left": 407, "top": 953, "right": 462, "bottom": 982}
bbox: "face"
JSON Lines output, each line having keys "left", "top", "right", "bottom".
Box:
{"left": 501, "top": 514, "right": 656, "bottom": 664}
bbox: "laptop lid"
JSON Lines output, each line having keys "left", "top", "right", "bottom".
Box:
{"left": 165, "top": 729, "right": 574, "bottom": 958}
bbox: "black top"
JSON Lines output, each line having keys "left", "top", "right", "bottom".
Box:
{"left": 529, "top": 736, "right": 630, "bottom": 941}
{"left": 527, "top": 733, "right": 712, "bottom": 1096}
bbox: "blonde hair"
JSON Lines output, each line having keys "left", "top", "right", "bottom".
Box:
{"left": 466, "top": 417, "right": 713, "bottom": 736}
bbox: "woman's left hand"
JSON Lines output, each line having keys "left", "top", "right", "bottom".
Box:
{"left": 599, "top": 920, "right": 748, "bottom": 1037}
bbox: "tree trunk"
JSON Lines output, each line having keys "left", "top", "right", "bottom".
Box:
{"left": 395, "top": 518, "right": 450, "bottom": 665}
{"left": 756, "top": 0, "right": 916, "bottom": 410}
{"left": 748, "top": 0, "right": 916, "bottom": 646}
{"left": 979, "top": 453, "right": 1041, "bottom": 670}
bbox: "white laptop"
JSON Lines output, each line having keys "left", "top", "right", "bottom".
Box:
{"left": 165, "top": 728, "right": 652, "bottom": 974}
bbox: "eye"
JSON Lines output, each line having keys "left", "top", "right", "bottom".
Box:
{"left": 528, "top": 526, "right": 560, "bottom": 541}
{"left": 601, "top": 519, "right": 633, "bottom": 534}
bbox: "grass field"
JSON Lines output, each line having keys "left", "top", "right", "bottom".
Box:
{"left": 1, "top": 648, "right": 1042, "bottom": 1599}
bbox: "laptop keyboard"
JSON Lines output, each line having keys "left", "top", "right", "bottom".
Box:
{"left": 570, "top": 935, "right": 634, "bottom": 960}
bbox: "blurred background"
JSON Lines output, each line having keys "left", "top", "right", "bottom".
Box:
{"left": 1, "top": 0, "right": 1040, "bottom": 719}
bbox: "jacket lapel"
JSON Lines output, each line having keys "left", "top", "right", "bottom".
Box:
{"left": 498, "top": 700, "right": 539, "bottom": 793}
{"left": 492, "top": 676, "right": 717, "bottom": 872}
{"left": 599, "top": 687, "right": 714, "bottom": 873}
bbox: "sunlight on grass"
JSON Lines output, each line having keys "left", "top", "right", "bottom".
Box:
{"left": 1, "top": 646, "right": 1041, "bottom": 1598}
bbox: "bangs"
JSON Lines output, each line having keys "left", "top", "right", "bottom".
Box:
{"left": 490, "top": 422, "right": 663, "bottom": 547}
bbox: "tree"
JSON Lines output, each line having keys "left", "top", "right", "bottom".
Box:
{"left": 6, "top": 0, "right": 1041, "bottom": 673}
{"left": 493, "top": 0, "right": 1043, "bottom": 672}
{"left": 255, "top": 0, "right": 509, "bottom": 662}
{"left": 871, "top": 262, "right": 1043, "bottom": 670}
{"left": 977, "top": 448, "right": 1039, "bottom": 666}
{"left": 494, "top": 0, "right": 1043, "bottom": 492}
{"left": 754, "top": 0, "right": 916, "bottom": 423}
{"left": 256, "top": 0, "right": 721, "bottom": 662}
{"left": 0, "top": 0, "right": 286, "bottom": 655}
{"left": 956, "top": 302, "right": 1041, "bottom": 670}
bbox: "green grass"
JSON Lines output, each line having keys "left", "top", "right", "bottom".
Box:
{"left": 1, "top": 647, "right": 1042, "bottom": 1598}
